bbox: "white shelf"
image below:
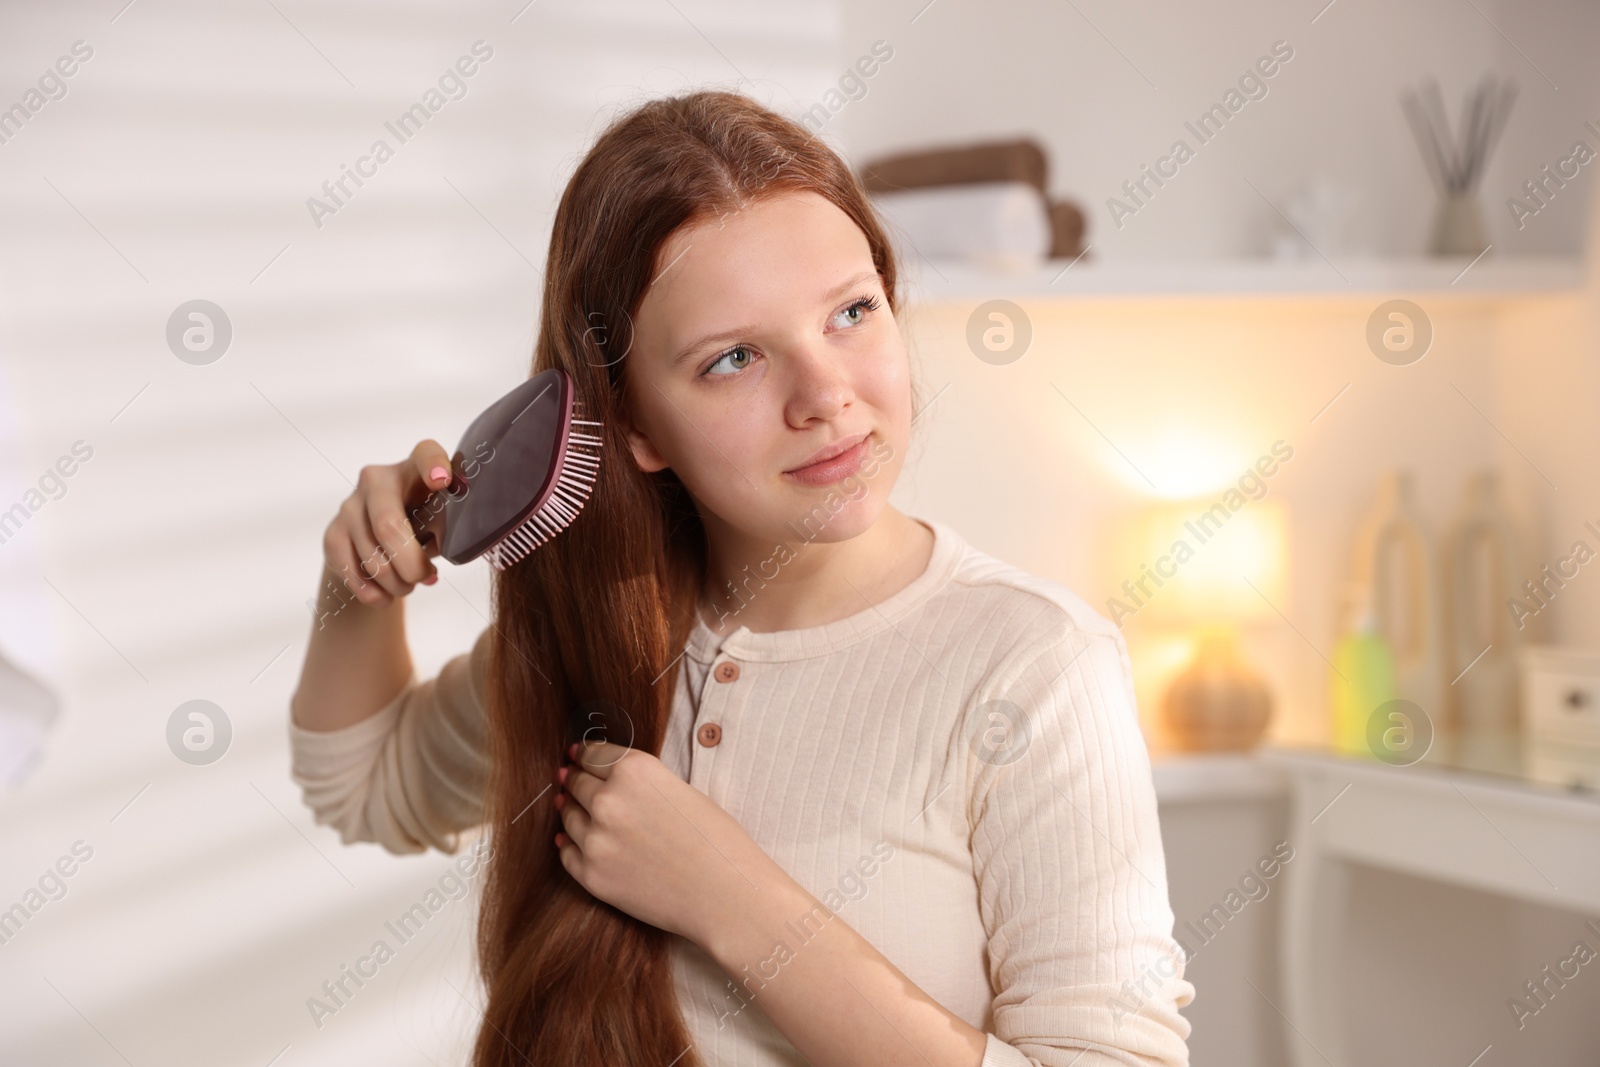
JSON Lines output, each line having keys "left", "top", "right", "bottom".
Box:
{"left": 902, "top": 255, "right": 1588, "bottom": 301}
{"left": 1149, "top": 749, "right": 1289, "bottom": 804}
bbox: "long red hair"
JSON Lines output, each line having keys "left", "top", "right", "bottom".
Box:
{"left": 472, "top": 89, "right": 905, "bottom": 1065}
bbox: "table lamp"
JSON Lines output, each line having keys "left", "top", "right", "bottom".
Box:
{"left": 1122, "top": 497, "right": 1290, "bottom": 751}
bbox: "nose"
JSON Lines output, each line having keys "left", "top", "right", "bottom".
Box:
{"left": 782, "top": 341, "right": 854, "bottom": 428}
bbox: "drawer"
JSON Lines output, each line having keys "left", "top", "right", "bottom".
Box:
{"left": 1521, "top": 645, "right": 1600, "bottom": 747}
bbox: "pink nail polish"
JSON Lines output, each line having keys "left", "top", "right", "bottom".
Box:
{"left": 429, "top": 465, "right": 449, "bottom": 484}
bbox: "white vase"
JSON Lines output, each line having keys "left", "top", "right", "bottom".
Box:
{"left": 1429, "top": 191, "right": 1490, "bottom": 257}
{"left": 1441, "top": 470, "right": 1523, "bottom": 734}
{"left": 1348, "top": 470, "right": 1444, "bottom": 721}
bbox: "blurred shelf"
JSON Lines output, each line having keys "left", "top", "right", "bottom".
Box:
{"left": 1263, "top": 732, "right": 1600, "bottom": 803}
{"left": 902, "top": 254, "right": 1588, "bottom": 302}
{"left": 1149, "top": 748, "right": 1289, "bottom": 804}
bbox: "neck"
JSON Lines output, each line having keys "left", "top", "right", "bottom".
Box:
{"left": 697, "top": 505, "right": 933, "bottom": 635}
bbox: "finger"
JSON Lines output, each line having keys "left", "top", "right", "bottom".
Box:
{"left": 554, "top": 830, "right": 582, "bottom": 878}
{"left": 348, "top": 518, "right": 409, "bottom": 599}
{"left": 410, "top": 438, "right": 455, "bottom": 491}
{"left": 325, "top": 523, "right": 390, "bottom": 607}
{"left": 571, "top": 739, "right": 630, "bottom": 777}
{"left": 561, "top": 765, "right": 602, "bottom": 811}
{"left": 406, "top": 440, "right": 452, "bottom": 570}
{"left": 367, "top": 483, "right": 433, "bottom": 587}
{"left": 554, "top": 789, "right": 592, "bottom": 848}
{"left": 345, "top": 491, "right": 411, "bottom": 599}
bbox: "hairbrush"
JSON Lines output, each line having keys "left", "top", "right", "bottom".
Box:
{"left": 407, "top": 368, "right": 601, "bottom": 570}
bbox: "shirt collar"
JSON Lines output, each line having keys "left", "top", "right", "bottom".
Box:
{"left": 684, "top": 517, "right": 962, "bottom": 664}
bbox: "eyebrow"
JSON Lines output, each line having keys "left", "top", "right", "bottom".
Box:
{"left": 670, "top": 268, "right": 882, "bottom": 367}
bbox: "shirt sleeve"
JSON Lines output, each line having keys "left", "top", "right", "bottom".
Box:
{"left": 287, "top": 626, "right": 493, "bottom": 855}
{"left": 965, "top": 623, "right": 1194, "bottom": 1067}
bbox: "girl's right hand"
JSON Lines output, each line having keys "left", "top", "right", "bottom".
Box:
{"left": 322, "top": 439, "right": 454, "bottom": 607}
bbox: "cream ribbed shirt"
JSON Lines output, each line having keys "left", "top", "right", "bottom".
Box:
{"left": 288, "top": 517, "right": 1194, "bottom": 1065}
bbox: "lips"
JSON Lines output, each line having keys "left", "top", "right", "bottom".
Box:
{"left": 785, "top": 431, "right": 870, "bottom": 473}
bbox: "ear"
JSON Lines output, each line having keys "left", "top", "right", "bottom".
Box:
{"left": 619, "top": 415, "right": 669, "bottom": 474}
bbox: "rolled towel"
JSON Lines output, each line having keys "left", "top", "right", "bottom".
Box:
{"left": 1047, "top": 199, "right": 1088, "bottom": 259}
{"left": 860, "top": 138, "right": 1048, "bottom": 195}
{"left": 869, "top": 180, "right": 1051, "bottom": 266}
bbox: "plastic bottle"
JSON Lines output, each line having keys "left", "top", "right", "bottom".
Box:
{"left": 1330, "top": 583, "right": 1397, "bottom": 756}
{"left": 1441, "top": 470, "right": 1522, "bottom": 734}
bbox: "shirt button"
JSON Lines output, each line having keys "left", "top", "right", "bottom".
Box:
{"left": 714, "top": 660, "right": 740, "bottom": 683}
{"left": 697, "top": 722, "right": 723, "bottom": 747}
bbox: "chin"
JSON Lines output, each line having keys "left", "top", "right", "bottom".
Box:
{"left": 778, "top": 488, "right": 883, "bottom": 546}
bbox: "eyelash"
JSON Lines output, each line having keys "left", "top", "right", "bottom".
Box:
{"left": 700, "top": 292, "right": 882, "bottom": 378}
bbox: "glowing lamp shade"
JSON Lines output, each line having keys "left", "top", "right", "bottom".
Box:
{"left": 1122, "top": 497, "right": 1290, "bottom": 625}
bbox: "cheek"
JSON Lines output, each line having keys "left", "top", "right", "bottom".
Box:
{"left": 649, "top": 385, "right": 778, "bottom": 491}
{"left": 859, "top": 335, "right": 913, "bottom": 430}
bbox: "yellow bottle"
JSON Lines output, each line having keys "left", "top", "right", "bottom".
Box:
{"left": 1330, "top": 585, "right": 1397, "bottom": 757}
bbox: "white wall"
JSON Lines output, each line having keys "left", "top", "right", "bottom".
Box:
{"left": 1494, "top": 233, "right": 1600, "bottom": 649}
{"left": 836, "top": 0, "right": 1600, "bottom": 259}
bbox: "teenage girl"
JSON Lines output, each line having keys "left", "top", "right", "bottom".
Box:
{"left": 290, "top": 89, "right": 1193, "bottom": 1067}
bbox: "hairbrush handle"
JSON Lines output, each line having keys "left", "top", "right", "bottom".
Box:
{"left": 407, "top": 471, "right": 468, "bottom": 557}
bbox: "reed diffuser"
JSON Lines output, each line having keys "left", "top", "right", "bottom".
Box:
{"left": 1401, "top": 74, "right": 1517, "bottom": 256}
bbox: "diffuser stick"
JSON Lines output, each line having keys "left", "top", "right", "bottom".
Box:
{"left": 1401, "top": 74, "right": 1517, "bottom": 196}
{"left": 1401, "top": 91, "right": 1449, "bottom": 193}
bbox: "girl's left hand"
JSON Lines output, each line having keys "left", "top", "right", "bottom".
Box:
{"left": 554, "top": 739, "right": 777, "bottom": 946}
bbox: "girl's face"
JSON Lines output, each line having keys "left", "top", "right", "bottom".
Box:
{"left": 622, "top": 190, "right": 912, "bottom": 549}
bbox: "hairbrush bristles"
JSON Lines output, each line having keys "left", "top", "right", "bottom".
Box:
{"left": 483, "top": 406, "right": 603, "bottom": 571}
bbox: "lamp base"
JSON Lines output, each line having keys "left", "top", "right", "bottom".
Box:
{"left": 1161, "top": 626, "right": 1273, "bottom": 752}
